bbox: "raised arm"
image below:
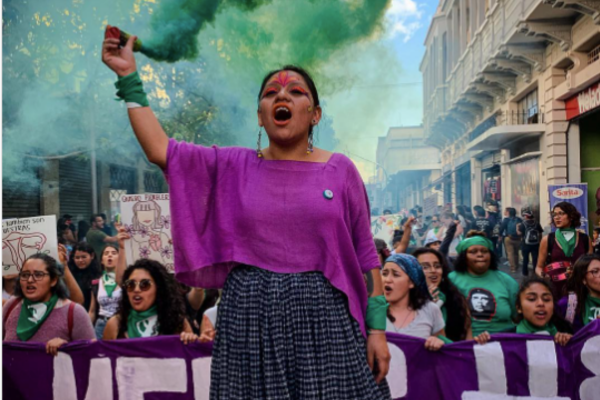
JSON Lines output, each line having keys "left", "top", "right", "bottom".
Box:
{"left": 115, "top": 224, "right": 131, "bottom": 286}
{"left": 58, "top": 244, "right": 84, "bottom": 305}
{"left": 102, "top": 27, "right": 169, "bottom": 169}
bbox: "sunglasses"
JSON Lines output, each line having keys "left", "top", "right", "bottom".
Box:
{"left": 123, "top": 279, "right": 153, "bottom": 292}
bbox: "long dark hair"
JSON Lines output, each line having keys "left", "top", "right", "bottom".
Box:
{"left": 551, "top": 201, "right": 582, "bottom": 228}
{"left": 258, "top": 65, "right": 320, "bottom": 137}
{"left": 453, "top": 231, "right": 498, "bottom": 273}
{"left": 516, "top": 276, "right": 573, "bottom": 333}
{"left": 412, "top": 248, "right": 471, "bottom": 341}
{"left": 116, "top": 259, "right": 187, "bottom": 337}
{"left": 566, "top": 254, "right": 600, "bottom": 316}
{"left": 14, "top": 254, "right": 69, "bottom": 299}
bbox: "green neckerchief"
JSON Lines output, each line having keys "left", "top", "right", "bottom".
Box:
{"left": 438, "top": 291, "right": 447, "bottom": 322}
{"left": 555, "top": 228, "right": 576, "bottom": 258}
{"left": 583, "top": 295, "right": 600, "bottom": 325}
{"left": 102, "top": 271, "right": 117, "bottom": 298}
{"left": 433, "top": 227, "right": 440, "bottom": 234}
{"left": 17, "top": 293, "right": 59, "bottom": 341}
{"left": 516, "top": 318, "right": 558, "bottom": 336}
{"left": 366, "top": 295, "right": 389, "bottom": 331}
{"left": 127, "top": 305, "right": 159, "bottom": 338}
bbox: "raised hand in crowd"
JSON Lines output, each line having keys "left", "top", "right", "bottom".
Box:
{"left": 114, "top": 223, "right": 131, "bottom": 285}
{"left": 396, "top": 216, "right": 416, "bottom": 254}
{"left": 58, "top": 244, "right": 84, "bottom": 305}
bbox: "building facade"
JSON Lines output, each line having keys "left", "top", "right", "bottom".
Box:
{"left": 422, "top": 0, "right": 600, "bottom": 231}
{"left": 373, "top": 126, "right": 442, "bottom": 215}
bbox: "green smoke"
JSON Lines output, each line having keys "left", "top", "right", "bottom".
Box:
{"left": 140, "top": 0, "right": 390, "bottom": 64}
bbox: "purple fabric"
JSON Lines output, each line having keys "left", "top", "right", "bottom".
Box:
{"left": 4, "top": 321, "right": 599, "bottom": 399}
{"left": 164, "top": 139, "right": 380, "bottom": 336}
{"left": 3, "top": 298, "right": 96, "bottom": 342}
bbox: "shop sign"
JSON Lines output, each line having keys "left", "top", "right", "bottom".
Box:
{"left": 565, "top": 81, "right": 600, "bottom": 120}
{"left": 548, "top": 183, "right": 588, "bottom": 232}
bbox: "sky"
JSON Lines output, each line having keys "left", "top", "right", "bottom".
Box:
{"left": 327, "top": 0, "right": 438, "bottom": 179}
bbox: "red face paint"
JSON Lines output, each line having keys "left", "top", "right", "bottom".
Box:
{"left": 273, "top": 71, "right": 295, "bottom": 87}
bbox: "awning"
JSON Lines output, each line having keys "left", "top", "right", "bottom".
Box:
{"left": 466, "top": 124, "right": 545, "bottom": 151}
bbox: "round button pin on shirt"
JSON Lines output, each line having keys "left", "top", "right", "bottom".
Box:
{"left": 323, "top": 190, "right": 334, "bottom": 200}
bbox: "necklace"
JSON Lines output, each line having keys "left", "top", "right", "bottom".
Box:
{"left": 392, "top": 308, "right": 414, "bottom": 332}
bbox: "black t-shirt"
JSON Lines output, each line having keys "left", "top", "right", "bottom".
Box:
{"left": 474, "top": 217, "right": 493, "bottom": 239}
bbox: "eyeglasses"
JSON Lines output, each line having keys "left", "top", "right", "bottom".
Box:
{"left": 587, "top": 269, "right": 600, "bottom": 278}
{"left": 551, "top": 211, "right": 567, "bottom": 218}
{"left": 123, "top": 279, "right": 153, "bottom": 292}
{"left": 19, "top": 271, "right": 50, "bottom": 281}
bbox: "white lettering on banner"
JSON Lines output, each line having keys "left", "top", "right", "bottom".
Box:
{"left": 386, "top": 343, "right": 408, "bottom": 398}
{"left": 580, "top": 335, "right": 600, "bottom": 400}
{"left": 54, "top": 355, "right": 113, "bottom": 400}
{"left": 53, "top": 352, "right": 77, "bottom": 400}
{"left": 192, "top": 357, "right": 212, "bottom": 400}
{"left": 527, "top": 341, "right": 558, "bottom": 397}
{"left": 463, "top": 341, "right": 568, "bottom": 400}
{"left": 85, "top": 358, "right": 114, "bottom": 400}
{"left": 578, "top": 85, "right": 600, "bottom": 115}
{"left": 116, "top": 358, "right": 186, "bottom": 400}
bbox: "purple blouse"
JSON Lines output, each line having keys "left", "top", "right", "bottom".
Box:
{"left": 165, "top": 139, "right": 380, "bottom": 336}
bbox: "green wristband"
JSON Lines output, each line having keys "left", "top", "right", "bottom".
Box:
{"left": 366, "top": 295, "right": 389, "bottom": 331}
{"left": 115, "top": 71, "right": 149, "bottom": 108}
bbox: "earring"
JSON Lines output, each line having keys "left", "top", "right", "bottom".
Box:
{"left": 312, "top": 120, "right": 317, "bottom": 125}
{"left": 307, "top": 133, "right": 314, "bottom": 154}
{"left": 256, "top": 127, "right": 263, "bottom": 158}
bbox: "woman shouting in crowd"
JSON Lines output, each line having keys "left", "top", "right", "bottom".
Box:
{"left": 103, "top": 29, "right": 391, "bottom": 399}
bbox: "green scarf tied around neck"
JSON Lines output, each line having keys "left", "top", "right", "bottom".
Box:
{"left": 102, "top": 271, "right": 117, "bottom": 298}
{"left": 17, "top": 293, "right": 59, "bottom": 341}
{"left": 516, "top": 319, "right": 558, "bottom": 336}
{"left": 127, "top": 305, "right": 159, "bottom": 338}
{"left": 555, "top": 228, "right": 577, "bottom": 258}
{"left": 583, "top": 295, "right": 600, "bottom": 325}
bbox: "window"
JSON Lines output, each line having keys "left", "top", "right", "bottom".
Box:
{"left": 517, "top": 89, "right": 538, "bottom": 124}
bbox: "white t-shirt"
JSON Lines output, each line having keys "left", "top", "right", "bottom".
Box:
{"left": 97, "top": 276, "right": 122, "bottom": 318}
{"left": 386, "top": 301, "right": 445, "bottom": 339}
{"left": 204, "top": 306, "right": 218, "bottom": 327}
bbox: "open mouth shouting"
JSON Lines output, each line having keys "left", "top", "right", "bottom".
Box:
{"left": 25, "top": 284, "right": 37, "bottom": 295}
{"left": 272, "top": 103, "right": 292, "bottom": 126}
{"left": 533, "top": 310, "right": 548, "bottom": 322}
{"left": 384, "top": 285, "right": 393, "bottom": 295}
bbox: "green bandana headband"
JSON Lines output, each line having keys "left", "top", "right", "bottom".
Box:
{"left": 115, "top": 71, "right": 149, "bottom": 108}
{"left": 127, "top": 305, "right": 159, "bottom": 338}
{"left": 102, "top": 271, "right": 118, "bottom": 298}
{"left": 17, "top": 293, "right": 59, "bottom": 341}
{"left": 516, "top": 319, "right": 558, "bottom": 336}
{"left": 456, "top": 236, "right": 494, "bottom": 254}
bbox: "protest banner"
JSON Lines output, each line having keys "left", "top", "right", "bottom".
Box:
{"left": 4, "top": 321, "right": 599, "bottom": 400}
{"left": 549, "top": 184, "right": 589, "bottom": 233}
{"left": 371, "top": 214, "right": 401, "bottom": 245}
{"left": 2, "top": 215, "right": 58, "bottom": 276}
{"left": 119, "top": 193, "right": 174, "bottom": 273}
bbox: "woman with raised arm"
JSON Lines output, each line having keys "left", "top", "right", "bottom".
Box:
{"left": 102, "top": 29, "right": 391, "bottom": 399}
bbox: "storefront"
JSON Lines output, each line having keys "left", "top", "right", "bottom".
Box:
{"left": 480, "top": 152, "right": 502, "bottom": 206}
{"left": 455, "top": 161, "right": 471, "bottom": 208}
{"left": 507, "top": 156, "right": 541, "bottom": 220}
{"left": 565, "top": 81, "right": 600, "bottom": 232}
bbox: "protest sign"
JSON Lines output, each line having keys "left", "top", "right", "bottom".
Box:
{"left": 371, "top": 214, "right": 401, "bottom": 245}
{"left": 119, "top": 193, "right": 174, "bottom": 273}
{"left": 549, "top": 184, "right": 589, "bottom": 233}
{"left": 2, "top": 215, "right": 58, "bottom": 276}
{"left": 4, "top": 321, "right": 599, "bottom": 399}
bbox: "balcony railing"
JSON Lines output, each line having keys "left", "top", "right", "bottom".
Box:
{"left": 496, "top": 110, "right": 544, "bottom": 126}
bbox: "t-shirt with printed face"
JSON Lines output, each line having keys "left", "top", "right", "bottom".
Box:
{"left": 449, "top": 270, "right": 519, "bottom": 336}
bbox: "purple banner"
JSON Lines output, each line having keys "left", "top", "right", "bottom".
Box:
{"left": 4, "top": 321, "right": 600, "bottom": 400}
{"left": 549, "top": 184, "right": 589, "bottom": 233}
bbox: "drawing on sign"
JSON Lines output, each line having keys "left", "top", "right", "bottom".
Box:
{"left": 2, "top": 232, "right": 48, "bottom": 274}
{"left": 122, "top": 196, "right": 174, "bottom": 272}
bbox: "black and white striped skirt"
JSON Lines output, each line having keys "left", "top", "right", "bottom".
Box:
{"left": 210, "top": 265, "right": 391, "bottom": 400}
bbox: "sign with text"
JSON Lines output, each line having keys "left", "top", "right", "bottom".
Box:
{"left": 119, "top": 193, "right": 174, "bottom": 273}
{"left": 2, "top": 215, "right": 58, "bottom": 276}
{"left": 3, "top": 321, "right": 600, "bottom": 399}
{"left": 566, "top": 81, "right": 600, "bottom": 120}
{"left": 549, "top": 184, "right": 589, "bottom": 233}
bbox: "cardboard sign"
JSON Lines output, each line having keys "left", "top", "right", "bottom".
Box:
{"left": 119, "top": 193, "right": 174, "bottom": 273}
{"left": 2, "top": 215, "right": 58, "bottom": 276}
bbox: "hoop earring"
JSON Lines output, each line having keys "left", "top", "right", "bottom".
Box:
{"left": 256, "top": 127, "right": 264, "bottom": 158}
{"left": 307, "top": 133, "right": 314, "bottom": 154}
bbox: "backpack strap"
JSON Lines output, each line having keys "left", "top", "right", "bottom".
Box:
{"left": 68, "top": 302, "right": 75, "bottom": 339}
{"left": 565, "top": 292, "right": 578, "bottom": 324}
{"left": 2, "top": 299, "right": 22, "bottom": 338}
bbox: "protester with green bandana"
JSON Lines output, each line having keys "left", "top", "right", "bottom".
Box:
{"left": 412, "top": 248, "right": 472, "bottom": 342}
{"left": 558, "top": 254, "right": 600, "bottom": 333}
{"left": 535, "top": 202, "right": 593, "bottom": 299}
{"left": 449, "top": 232, "right": 519, "bottom": 337}
{"left": 103, "top": 259, "right": 197, "bottom": 344}
{"left": 476, "top": 277, "right": 573, "bottom": 346}
{"left": 2, "top": 254, "right": 95, "bottom": 356}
